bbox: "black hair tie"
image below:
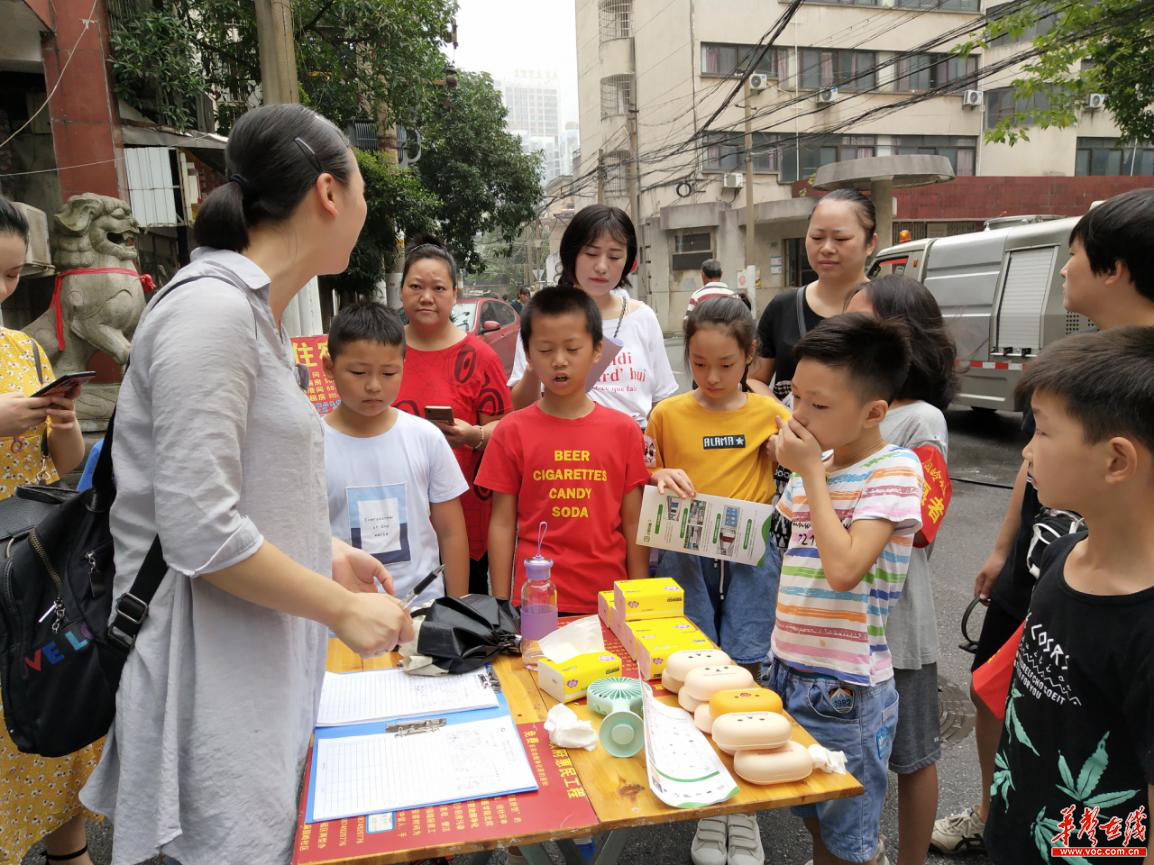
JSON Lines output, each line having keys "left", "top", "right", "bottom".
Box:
{"left": 229, "top": 173, "right": 253, "bottom": 197}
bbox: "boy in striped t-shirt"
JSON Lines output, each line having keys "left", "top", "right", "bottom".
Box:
{"left": 769, "top": 314, "right": 924, "bottom": 865}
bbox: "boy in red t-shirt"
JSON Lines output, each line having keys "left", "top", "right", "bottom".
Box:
{"left": 477, "top": 286, "right": 651, "bottom": 614}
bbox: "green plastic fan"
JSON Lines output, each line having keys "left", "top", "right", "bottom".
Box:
{"left": 587, "top": 677, "right": 644, "bottom": 758}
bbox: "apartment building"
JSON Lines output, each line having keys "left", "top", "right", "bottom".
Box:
{"left": 573, "top": 0, "right": 1154, "bottom": 331}
{"left": 502, "top": 70, "right": 566, "bottom": 182}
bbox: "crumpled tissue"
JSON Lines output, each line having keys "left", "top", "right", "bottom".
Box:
{"left": 544, "top": 703, "right": 598, "bottom": 751}
{"left": 808, "top": 744, "right": 848, "bottom": 774}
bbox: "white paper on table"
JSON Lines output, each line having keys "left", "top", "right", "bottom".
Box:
{"left": 641, "top": 681, "right": 739, "bottom": 809}
{"left": 316, "top": 667, "right": 497, "bottom": 727}
{"left": 538, "top": 615, "right": 605, "bottom": 664}
{"left": 310, "top": 715, "right": 538, "bottom": 822}
{"left": 636, "top": 486, "right": 775, "bottom": 566}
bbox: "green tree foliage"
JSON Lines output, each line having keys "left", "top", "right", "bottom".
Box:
{"left": 417, "top": 71, "right": 543, "bottom": 274}
{"left": 109, "top": 2, "right": 543, "bottom": 284}
{"left": 322, "top": 148, "right": 440, "bottom": 299}
{"left": 966, "top": 0, "right": 1154, "bottom": 145}
{"left": 109, "top": 0, "right": 454, "bottom": 134}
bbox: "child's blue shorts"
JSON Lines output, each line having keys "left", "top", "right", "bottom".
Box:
{"left": 657, "top": 547, "right": 780, "bottom": 665}
{"left": 767, "top": 660, "right": 899, "bottom": 864}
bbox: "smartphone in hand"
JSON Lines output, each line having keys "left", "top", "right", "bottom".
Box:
{"left": 424, "top": 405, "right": 455, "bottom": 424}
{"left": 33, "top": 371, "right": 97, "bottom": 398}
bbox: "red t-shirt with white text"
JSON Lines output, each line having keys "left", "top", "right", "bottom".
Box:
{"left": 394, "top": 334, "right": 511, "bottom": 560}
{"left": 476, "top": 403, "right": 650, "bottom": 613}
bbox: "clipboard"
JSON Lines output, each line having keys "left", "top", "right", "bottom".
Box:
{"left": 305, "top": 668, "right": 539, "bottom": 822}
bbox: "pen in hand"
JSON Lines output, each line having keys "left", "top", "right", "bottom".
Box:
{"left": 400, "top": 564, "right": 448, "bottom": 610}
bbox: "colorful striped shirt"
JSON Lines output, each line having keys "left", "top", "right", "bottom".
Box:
{"left": 772, "top": 444, "right": 923, "bottom": 686}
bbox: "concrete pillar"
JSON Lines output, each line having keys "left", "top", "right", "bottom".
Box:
{"left": 871, "top": 178, "right": 894, "bottom": 250}
{"left": 42, "top": 0, "right": 126, "bottom": 200}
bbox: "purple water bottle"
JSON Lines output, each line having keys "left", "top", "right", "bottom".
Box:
{"left": 520, "top": 521, "right": 558, "bottom": 641}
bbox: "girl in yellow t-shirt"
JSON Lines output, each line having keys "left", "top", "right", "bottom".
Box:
{"left": 646, "top": 295, "right": 791, "bottom": 865}
{"left": 646, "top": 294, "right": 790, "bottom": 668}
{"left": 0, "top": 196, "right": 94, "bottom": 865}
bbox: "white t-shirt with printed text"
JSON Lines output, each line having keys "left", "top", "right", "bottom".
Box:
{"left": 324, "top": 410, "right": 469, "bottom": 608}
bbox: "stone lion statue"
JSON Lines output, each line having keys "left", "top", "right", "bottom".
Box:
{"left": 24, "top": 194, "right": 150, "bottom": 430}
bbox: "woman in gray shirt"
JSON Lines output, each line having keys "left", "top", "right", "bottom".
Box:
{"left": 81, "top": 104, "right": 413, "bottom": 865}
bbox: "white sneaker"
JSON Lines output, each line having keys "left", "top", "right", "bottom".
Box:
{"left": 691, "top": 816, "right": 728, "bottom": 865}
{"left": 726, "top": 814, "right": 764, "bottom": 865}
{"left": 931, "top": 807, "right": 987, "bottom": 855}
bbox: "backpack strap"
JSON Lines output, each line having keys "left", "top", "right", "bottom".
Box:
{"left": 101, "top": 274, "right": 207, "bottom": 653}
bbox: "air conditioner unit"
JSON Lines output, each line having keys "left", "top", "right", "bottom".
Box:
{"left": 962, "top": 89, "right": 984, "bottom": 108}
{"left": 1085, "top": 92, "right": 1106, "bottom": 110}
{"left": 749, "top": 72, "right": 770, "bottom": 92}
{"left": 816, "top": 87, "right": 839, "bottom": 105}
{"left": 722, "top": 172, "right": 745, "bottom": 189}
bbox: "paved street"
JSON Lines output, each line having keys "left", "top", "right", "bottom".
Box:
{"left": 36, "top": 339, "right": 1027, "bottom": 865}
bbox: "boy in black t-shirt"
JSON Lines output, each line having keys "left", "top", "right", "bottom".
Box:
{"left": 984, "top": 328, "right": 1154, "bottom": 864}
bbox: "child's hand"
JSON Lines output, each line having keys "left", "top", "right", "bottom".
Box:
{"left": 653, "top": 468, "right": 695, "bottom": 499}
{"left": 774, "top": 418, "right": 824, "bottom": 477}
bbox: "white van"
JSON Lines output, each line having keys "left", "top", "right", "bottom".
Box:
{"left": 868, "top": 218, "right": 1095, "bottom": 411}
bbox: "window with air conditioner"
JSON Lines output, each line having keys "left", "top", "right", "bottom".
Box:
{"left": 704, "top": 132, "right": 780, "bottom": 173}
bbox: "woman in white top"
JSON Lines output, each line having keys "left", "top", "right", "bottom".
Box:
{"left": 81, "top": 103, "right": 413, "bottom": 865}
{"left": 509, "top": 205, "right": 676, "bottom": 427}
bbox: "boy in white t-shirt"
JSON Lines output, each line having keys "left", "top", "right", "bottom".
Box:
{"left": 323, "top": 301, "right": 469, "bottom": 607}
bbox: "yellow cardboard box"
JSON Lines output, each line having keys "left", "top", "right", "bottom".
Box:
{"left": 613, "top": 578, "right": 684, "bottom": 622}
{"left": 632, "top": 618, "right": 701, "bottom": 659}
{"left": 598, "top": 591, "right": 616, "bottom": 630}
{"left": 638, "top": 633, "right": 715, "bottom": 681}
{"left": 624, "top": 616, "right": 700, "bottom": 659}
{"left": 536, "top": 652, "right": 623, "bottom": 703}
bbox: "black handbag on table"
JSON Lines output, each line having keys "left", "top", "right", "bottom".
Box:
{"left": 0, "top": 277, "right": 196, "bottom": 757}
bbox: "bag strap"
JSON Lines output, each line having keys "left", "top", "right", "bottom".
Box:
{"left": 795, "top": 285, "right": 809, "bottom": 339}
{"left": 91, "top": 275, "right": 203, "bottom": 506}
{"left": 30, "top": 339, "right": 50, "bottom": 460}
{"left": 101, "top": 274, "right": 205, "bottom": 653}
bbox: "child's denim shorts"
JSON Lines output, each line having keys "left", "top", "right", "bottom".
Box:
{"left": 767, "top": 660, "right": 899, "bottom": 863}
{"left": 658, "top": 547, "right": 780, "bottom": 665}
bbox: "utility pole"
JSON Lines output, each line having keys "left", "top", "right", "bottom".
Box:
{"left": 743, "top": 76, "right": 758, "bottom": 315}
{"left": 628, "top": 108, "right": 648, "bottom": 301}
{"left": 254, "top": 0, "right": 324, "bottom": 336}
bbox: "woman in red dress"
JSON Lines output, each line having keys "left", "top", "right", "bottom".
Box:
{"left": 393, "top": 237, "right": 511, "bottom": 594}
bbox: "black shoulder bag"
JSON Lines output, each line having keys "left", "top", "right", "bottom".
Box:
{"left": 0, "top": 277, "right": 196, "bottom": 756}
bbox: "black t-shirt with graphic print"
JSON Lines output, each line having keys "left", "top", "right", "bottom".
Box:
{"left": 985, "top": 533, "right": 1154, "bottom": 864}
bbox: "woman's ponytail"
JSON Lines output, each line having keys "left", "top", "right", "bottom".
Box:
{"left": 193, "top": 179, "right": 249, "bottom": 252}
{"left": 192, "top": 103, "right": 352, "bottom": 253}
